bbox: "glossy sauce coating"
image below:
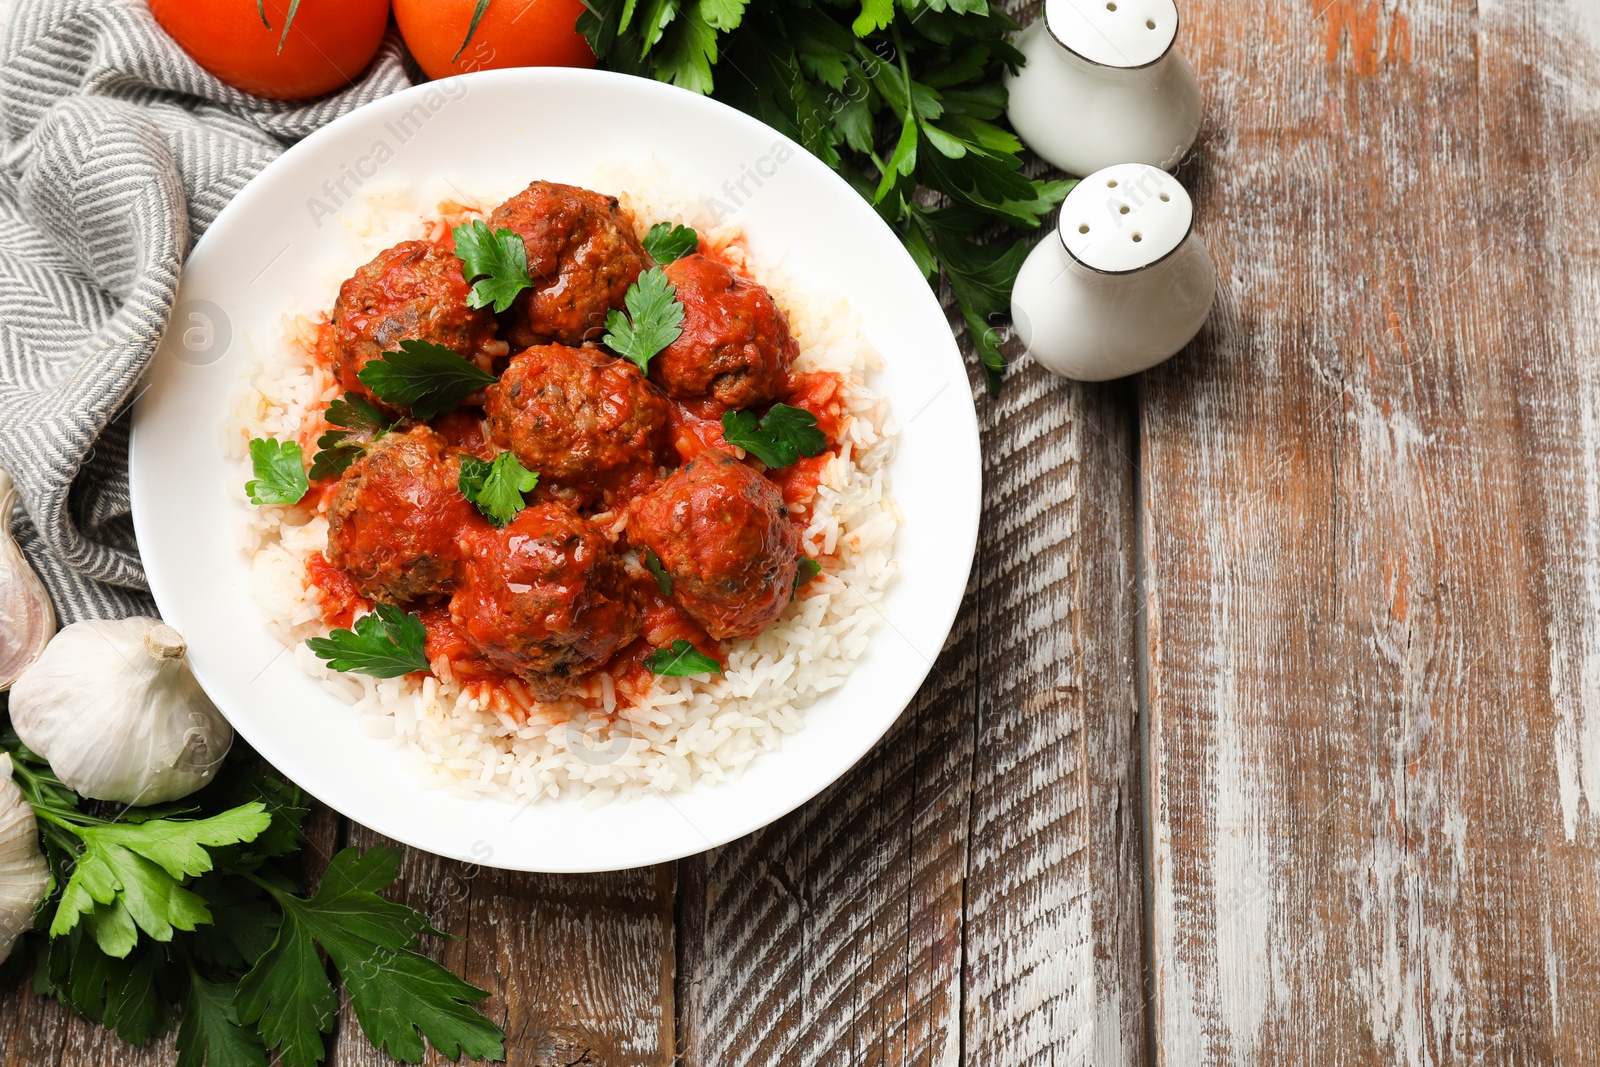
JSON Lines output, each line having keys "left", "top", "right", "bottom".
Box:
{"left": 627, "top": 449, "right": 800, "bottom": 640}
{"left": 331, "top": 239, "right": 500, "bottom": 411}
{"left": 485, "top": 343, "right": 670, "bottom": 506}
{"left": 490, "top": 181, "right": 648, "bottom": 348}
{"left": 649, "top": 253, "right": 798, "bottom": 409}
{"left": 326, "top": 426, "right": 484, "bottom": 603}
{"left": 449, "top": 503, "right": 640, "bottom": 696}
{"left": 307, "top": 192, "right": 846, "bottom": 708}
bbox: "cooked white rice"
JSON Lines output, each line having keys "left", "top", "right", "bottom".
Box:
{"left": 225, "top": 163, "right": 899, "bottom": 805}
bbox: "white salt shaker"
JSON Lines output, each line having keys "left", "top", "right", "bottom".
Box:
{"left": 1011, "top": 163, "right": 1215, "bottom": 381}
{"left": 1005, "top": 0, "right": 1203, "bottom": 175}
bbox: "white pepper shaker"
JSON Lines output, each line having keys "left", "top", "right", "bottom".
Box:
{"left": 1005, "top": 0, "right": 1203, "bottom": 175}
{"left": 1011, "top": 163, "right": 1215, "bottom": 381}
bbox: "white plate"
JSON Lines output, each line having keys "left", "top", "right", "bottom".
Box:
{"left": 130, "top": 68, "right": 979, "bottom": 873}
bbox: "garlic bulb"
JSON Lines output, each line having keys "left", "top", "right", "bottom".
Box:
{"left": 0, "top": 754, "right": 49, "bottom": 965}
{"left": 11, "top": 618, "right": 233, "bottom": 805}
{"left": 0, "top": 469, "right": 56, "bottom": 690}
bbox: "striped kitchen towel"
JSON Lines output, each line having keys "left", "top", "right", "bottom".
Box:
{"left": 0, "top": 0, "right": 410, "bottom": 623}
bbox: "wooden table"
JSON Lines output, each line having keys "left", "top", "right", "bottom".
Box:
{"left": 6, "top": 0, "right": 1600, "bottom": 1062}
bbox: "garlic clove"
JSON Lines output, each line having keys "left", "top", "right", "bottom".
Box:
{"left": 0, "top": 754, "right": 50, "bottom": 965}
{"left": 10, "top": 617, "right": 234, "bottom": 805}
{"left": 0, "top": 469, "right": 56, "bottom": 691}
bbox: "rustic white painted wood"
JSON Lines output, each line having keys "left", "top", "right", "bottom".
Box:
{"left": 1143, "top": 0, "right": 1600, "bottom": 1061}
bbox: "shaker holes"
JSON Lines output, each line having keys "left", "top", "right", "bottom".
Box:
{"left": 1146, "top": 18, "right": 1156, "bottom": 28}
{"left": 1119, "top": 205, "right": 1130, "bottom": 214}
{"left": 1107, "top": 179, "right": 1119, "bottom": 188}
{"left": 1160, "top": 193, "right": 1171, "bottom": 202}
{"left": 1079, "top": 224, "right": 1090, "bottom": 233}
{"left": 1132, "top": 233, "right": 1143, "bottom": 242}
{"left": 1106, "top": 2, "right": 1117, "bottom": 9}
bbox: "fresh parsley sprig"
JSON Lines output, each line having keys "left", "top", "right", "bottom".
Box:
{"left": 305, "top": 604, "right": 429, "bottom": 678}
{"left": 309, "top": 394, "right": 396, "bottom": 481}
{"left": 721, "top": 403, "right": 829, "bottom": 469}
{"left": 602, "top": 267, "right": 685, "bottom": 372}
{"left": 643, "top": 222, "right": 699, "bottom": 264}
{"left": 246, "top": 439, "right": 309, "bottom": 506}
{"left": 644, "top": 640, "right": 722, "bottom": 677}
{"left": 5, "top": 738, "right": 506, "bottom": 1067}
{"left": 357, "top": 340, "right": 497, "bottom": 420}
{"left": 40, "top": 804, "right": 274, "bottom": 958}
{"left": 642, "top": 549, "right": 672, "bottom": 596}
{"left": 580, "top": 0, "right": 1075, "bottom": 391}
{"left": 237, "top": 847, "right": 503, "bottom": 1066}
{"left": 453, "top": 219, "right": 533, "bottom": 313}
{"left": 459, "top": 452, "right": 539, "bottom": 527}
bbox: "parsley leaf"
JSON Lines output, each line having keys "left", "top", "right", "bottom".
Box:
{"left": 246, "top": 439, "right": 308, "bottom": 506}
{"left": 310, "top": 394, "right": 398, "bottom": 481}
{"left": 307, "top": 433, "right": 363, "bottom": 481}
{"left": 325, "top": 393, "right": 392, "bottom": 434}
{"left": 458, "top": 453, "right": 539, "bottom": 527}
{"left": 237, "top": 847, "right": 504, "bottom": 1067}
{"left": 644, "top": 640, "right": 722, "bottom": 677}
{"left": 40, "top": 935, "right": 171, "bottom": 1045}
{"left": 602, "top": 267, "right": 684, "bottom": 372}
{"left": 356, "top": 340, "right": 496, "bottom": 420}
{"left": 49, "top": 804, "right": 274, "bottom": 958}
{"left": 305, "top": 604, "right": 429, "bottom": 678}
{"left": 4, "top": 739, "right": 500, "bottom": 1067}
{"left": 643, "top": 221, "right": 699, "bottom": 264}
{"left": 794, "top": 556, "right": 821, "bottom": 594}
{"left": 642, "top": 549, "right": 672, "bottom": 596}
{"left": 175, "top": 972, "right": 270, "bottom": 1067}
{"left": 453, "top": 219, "right": 533, "bottom": 313}
{"left": 720, "top": 403, "right": 828, "bottom": 469}
{"left": 580, "top": 0, "right": 1071, "bottom": 389}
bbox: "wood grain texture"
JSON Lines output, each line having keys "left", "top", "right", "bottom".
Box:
{"left": 1142, "top": 0, "right": 1600, "bottom": 1061}
{"left": 674, "top": 340, "right": 1143, "bottom": 1067}
{"left": 964, "top": 370, "right": 1143, "bottom": 1067}
{"left": 329, "top": 823, "right": 676, "bottom": 1067}
{"left": 674, "top": 543, "right": 978, "bottom": 1067}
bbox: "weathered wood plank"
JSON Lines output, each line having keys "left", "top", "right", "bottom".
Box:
{"left": 674, "top": 566, "right": 977, "bottom": 1067}
{"left": 1143, "top": 0, "right": 1600, "bottom": 1061}
{"left": 964, "top": 367, "right": 1143, "bottom": 1067}
{"left": 674, "top": 315, "right": 1144, "bottom": 1067}
{"left": 329, "top": 823, "right": 677, "bottom": 1067}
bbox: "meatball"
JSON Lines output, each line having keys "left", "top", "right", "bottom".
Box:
{"left": 648, "top": 254, "right": 798, "bottom": 409}
{"left": 485, "top": 344, "right": 670, "bottom": 502}
{"left": 450, "top": 503, "right": 640, "bottom": 693}
{"left": 627, "top": 449, "right": 800, "bottom": 640}
{"left": 489, "top": 181, "right": 648, "bottom": 348}
{"left": 330, "top": 240, "right": 500, "bottom": 410}
{"left": 326, "top": 427, "right": 480, "bottom": 603}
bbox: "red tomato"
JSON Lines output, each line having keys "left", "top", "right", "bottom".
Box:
{"left": 148, "top": 0, "right": 390, "bottom": 101}
{"left": 394, "top": 0, "right": 595, "bottom": 82}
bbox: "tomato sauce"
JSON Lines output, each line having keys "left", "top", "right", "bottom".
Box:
{"left": 305, "top": 552, "right": 369, "bottom": 630}
{"left": 299, "top": 225, "right": 849, "bottom": 720}
{"left": 666, "top": 397, "right": 731, "bottom": 464}
{"left": 607, "top": 573, "right": 726, "bottom": 695}
{"left": 431, "top": 409, "right": 493, "bottom": 459}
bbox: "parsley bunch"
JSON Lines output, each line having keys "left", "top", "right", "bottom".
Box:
{"left": 2, "top": 733, "right": 504, "bottom": 1066}
{"left": 580, "top": 0, "right": 1074, "bottom": 391}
